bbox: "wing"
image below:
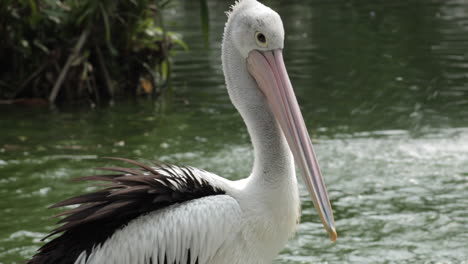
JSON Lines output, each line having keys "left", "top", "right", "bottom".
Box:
{"left": 28, "top": 158, "right": 240, "bottom": 264}
{"left": 79, "top": 195, "right": 243, "bottom": 264}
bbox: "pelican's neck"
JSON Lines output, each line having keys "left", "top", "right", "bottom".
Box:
{"left": 222, "top": 39, "right": 295, "bottom": 186}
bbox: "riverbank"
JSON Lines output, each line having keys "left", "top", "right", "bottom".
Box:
{"left": 0, "top": 0, "right": 191, "bottom": 105}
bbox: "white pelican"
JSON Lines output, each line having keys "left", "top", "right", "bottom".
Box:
{"left": 28, "top": 0, "right": 336, "bottom": 263}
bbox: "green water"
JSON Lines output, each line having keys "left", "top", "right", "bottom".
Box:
{"left": 1, "top": 0, "right": 468, "bottom": 263}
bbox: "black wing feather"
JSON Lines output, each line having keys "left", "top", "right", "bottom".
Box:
{"left": 28, "top": 158, "right": 225, "bottom": 264}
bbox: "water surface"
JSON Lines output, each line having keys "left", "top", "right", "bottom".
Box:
{"left": 1, "top": 0, "right": 468, "bottom": 263}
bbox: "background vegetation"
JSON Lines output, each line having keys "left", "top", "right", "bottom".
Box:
{"left": 0, "top": 0, "right": 197, "bottom": 105}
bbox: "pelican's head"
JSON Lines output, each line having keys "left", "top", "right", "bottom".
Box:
{"left": 225, "top": 0, "right": 284, "bottom": 58}
{"left": 223, "top": 0, "right": 337, "bottom": 241}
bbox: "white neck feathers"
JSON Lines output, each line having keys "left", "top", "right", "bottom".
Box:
{"left": 221, "top": 26, "right": 294, "bottom": 186}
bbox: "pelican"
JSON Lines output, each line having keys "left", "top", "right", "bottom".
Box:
{"left": 28, "top": 0, "right": 336, "bottom": 263}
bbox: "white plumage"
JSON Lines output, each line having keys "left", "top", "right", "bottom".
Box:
{"left": 73, "top": 166, "right": 299, "bottom": 264}
{"left": 29, "top": 1, "right": 336, "bottom": 263}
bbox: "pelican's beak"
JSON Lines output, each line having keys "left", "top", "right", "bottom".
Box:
{"left": 247, "top": 49, "right": 337, "bottom": 241}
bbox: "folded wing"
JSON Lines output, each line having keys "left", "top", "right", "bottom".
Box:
{"left": 28, "top": 158, "right": 241, "bottom": 264}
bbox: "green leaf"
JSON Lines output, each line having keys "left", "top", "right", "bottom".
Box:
{"left": 33, "top": 39, "right": 50, "bottom": 54}
{"left": 160, "top": 0, "right": 172, "bottom": 8}
{"left": 161, "top": 59, "right": 169, "bottom": 80}
{"left": 77, "top": 8, "right": 92, "bottom": 25}
{"left": 168, "top": 32, "right": 188, "bottom": 51}
{"left": 28, "top": 0, "right": 40, "bottom": 26}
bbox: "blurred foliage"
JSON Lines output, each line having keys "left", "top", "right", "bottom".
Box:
{"left": 199, "top": 0, "right": 210, "bottom": 47}
{"left": 0, "top": 0, "right": 188, "bottom": 104}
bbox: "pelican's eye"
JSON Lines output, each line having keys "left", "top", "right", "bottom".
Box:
{"left": 255, "top": 32, "right": 267, "bottom": 47}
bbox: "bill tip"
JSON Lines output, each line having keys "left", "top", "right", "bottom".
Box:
{"left": 329, "top": 227, "right": 338, "bottom": 242}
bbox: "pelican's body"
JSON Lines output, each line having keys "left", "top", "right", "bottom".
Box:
{"left": 71, "top": 166, "right": 299, "bottom": 264}
{"left": 29, "top": 1, "right": 336, "bottom": 263}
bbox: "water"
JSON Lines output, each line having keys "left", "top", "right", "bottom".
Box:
{"left": 1, "top": 0, "right": 468, "bottom": 263}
